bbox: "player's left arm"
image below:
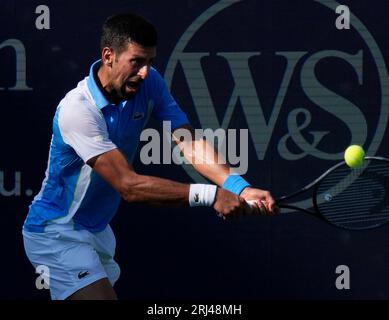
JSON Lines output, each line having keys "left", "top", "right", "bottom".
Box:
{"left": 172, "top": 124, "right": 276, "bottom": 213}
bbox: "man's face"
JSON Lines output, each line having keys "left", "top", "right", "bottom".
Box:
{"left": 109, "top": 42, "right": 156, "bottom": 100}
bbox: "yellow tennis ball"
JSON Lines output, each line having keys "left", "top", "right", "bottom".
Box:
{"left": 344, "top": 145, "right": 365, "bottom": 168}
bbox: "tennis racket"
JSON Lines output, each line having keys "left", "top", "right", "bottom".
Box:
{"left": 253, "top": 156, "right": 389, "bottom": 230}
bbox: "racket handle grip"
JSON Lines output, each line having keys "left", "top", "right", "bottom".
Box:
{"left": 247, "top": 200, "right": 268, "bottom": 214}
{"left": 247, "top": 200, "right": 256, "bottom": 206}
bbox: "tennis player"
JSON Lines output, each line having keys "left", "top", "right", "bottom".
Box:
{"left": 22, "top": 13, "right": 276, "bottom": 300}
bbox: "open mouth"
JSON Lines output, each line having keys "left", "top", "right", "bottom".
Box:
{"left": 126, "top": 81, "right": 140, "bottom": 90}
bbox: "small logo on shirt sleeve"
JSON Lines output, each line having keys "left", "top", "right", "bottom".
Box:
{"left": 93, "top": 134, "right": 105, "bottom": 142}
{"left": 132, "top": 112, "right": 145, "bottom": 120}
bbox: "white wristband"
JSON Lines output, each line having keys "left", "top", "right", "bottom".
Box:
{"left": 189, "top": 184, "right": 217, "bottom": 207}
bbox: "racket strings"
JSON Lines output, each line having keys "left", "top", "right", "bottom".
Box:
{"left": 316, "top": 160, "right": 389, "bottom": 229}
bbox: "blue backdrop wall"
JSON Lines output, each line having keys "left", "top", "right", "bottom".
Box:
{"left": 1, "top": 0, "right": 389, "bottom": 299}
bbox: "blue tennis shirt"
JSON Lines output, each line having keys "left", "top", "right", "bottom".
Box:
{"left": 24, "top": 60, "right": 189, "bottom": 233}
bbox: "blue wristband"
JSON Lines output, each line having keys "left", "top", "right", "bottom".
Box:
{"left": 222, "top": 175, "right": 251, "bottom": 195}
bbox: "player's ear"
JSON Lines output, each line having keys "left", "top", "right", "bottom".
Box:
{"left": 101, "top": 47, "right": 114, "bottom": 67}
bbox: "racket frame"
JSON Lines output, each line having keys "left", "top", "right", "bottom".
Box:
{"left": 276, "top": 156, "right": 389, "bottom": 229}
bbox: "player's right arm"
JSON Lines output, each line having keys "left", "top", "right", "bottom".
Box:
{"left": 87, "top": 148, "right": 252, "bottom": 217}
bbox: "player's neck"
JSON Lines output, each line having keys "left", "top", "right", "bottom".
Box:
{"left": 96, "top": 66, "right": 121, "bottom": 105}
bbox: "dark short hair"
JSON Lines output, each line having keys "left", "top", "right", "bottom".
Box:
{"left": 100, "top": 13, "right": 158, "bottom": 53}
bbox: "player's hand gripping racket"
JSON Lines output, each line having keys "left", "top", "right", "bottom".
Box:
{"left": 251, "top": 156, "right": 389, "bottom": 230}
